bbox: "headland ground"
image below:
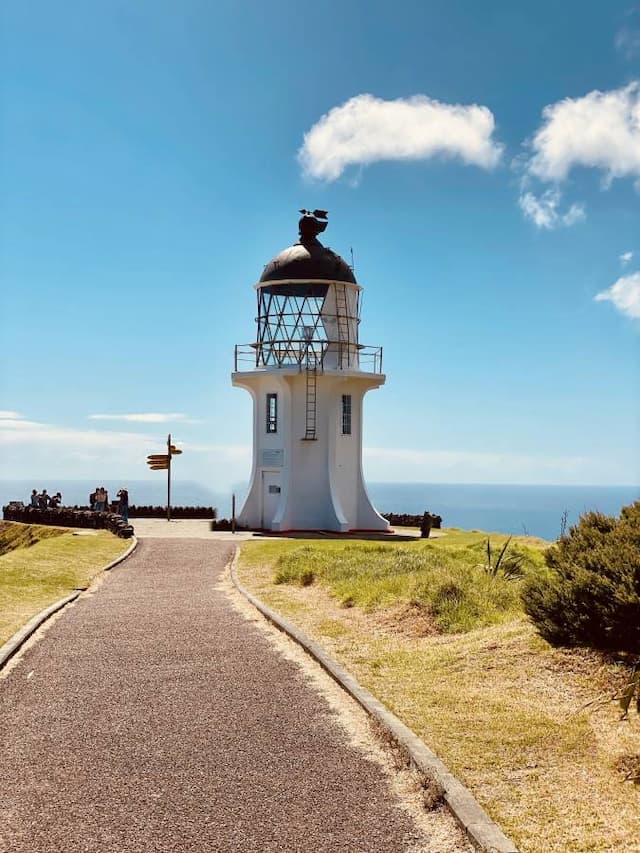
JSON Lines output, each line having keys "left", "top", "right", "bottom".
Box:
{"left": 2, "top": 518, "right": 639, "bottom": 851}
{"left": 237, "top": 528, "right": 640, "bottom": 853}
{"left": 0, "top": 526, "right": 471, "bottom": 851}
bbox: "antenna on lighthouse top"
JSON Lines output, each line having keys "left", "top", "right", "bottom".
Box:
{"left": 350, "top": 247, "right": 355, "bottom": 273}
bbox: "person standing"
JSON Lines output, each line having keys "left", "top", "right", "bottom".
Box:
{"left": 38, "top": 489, "right": 50, "bottom": 509}
{"left": 117, "top": 488, "right": 129, "bottom": 523}
{"left": 30, "top": 489, "right": 39, "bottom": 507}
{"left": 94, "top": 487, "right": 105, "bottom": 512}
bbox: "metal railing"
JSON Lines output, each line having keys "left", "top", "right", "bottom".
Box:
{"left": 234, "top": 341, "right": 383, "bottom": 374}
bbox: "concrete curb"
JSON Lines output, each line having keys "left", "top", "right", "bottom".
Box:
{"left": 0, "top": 536, "right": 138, "bottom": 671}
{"left": 230, "top": 547, "right": 518, "bottom": 853}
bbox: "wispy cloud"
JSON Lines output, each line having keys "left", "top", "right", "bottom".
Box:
{"left": 595, "top": 272, "right": 640, "bottom": 319}
{"left": 620, "top": 250, "right": 634, "bottom": 266}
{"left": 615, "top": 8, "right": 640, "bottom": 60}
{"left": 298, "top": 93, "right": 503, "bottom": 182}
{"left": 0, "top": 411, "right": 21, "bottom": 420}
{"left": 0, "top": 415, "right": 243, "bottom": 484}
{"left": 362, "top": 446, "right": 592, "bottom": 484}
{"left": 0, "top": 416, "right": 158, "bottom": 448}
{"left": 88, "top": 413, "right": 194, "bottom": 424}
{"left": 518, "top": 189, "right": 585, "bottom": 230}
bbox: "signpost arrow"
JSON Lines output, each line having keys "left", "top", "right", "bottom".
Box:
{"left": 144, "top": 434, "right": 183, "bottom": 521}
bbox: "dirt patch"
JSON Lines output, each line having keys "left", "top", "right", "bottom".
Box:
{"left": 369, "top": 601, "right": 439, "bottom": 638}
{"left": 614, "top": 754, "right": 640, "bottom": 783}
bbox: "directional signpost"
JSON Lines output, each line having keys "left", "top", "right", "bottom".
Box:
{"left": 146, "top": 434, "right": 183, "bottom": 521}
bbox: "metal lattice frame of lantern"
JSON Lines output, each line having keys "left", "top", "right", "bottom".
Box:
{"left": 254, "top": 281, "right": 362, "bottom": 370}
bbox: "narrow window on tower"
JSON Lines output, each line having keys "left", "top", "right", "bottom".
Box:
{"left": 266, "top": 393, "right": 278, "bottom": 433}
{"left": 341, "top": 394, "right": 352, "bottom": 435}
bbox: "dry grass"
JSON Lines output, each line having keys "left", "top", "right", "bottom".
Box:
{"left": 238, "top": 536, "right": 640, "bottom": 853}
{"left": 0, "top": 521, "right": 130, "bottom": 645}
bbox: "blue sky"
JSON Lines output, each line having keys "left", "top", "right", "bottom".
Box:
{"left": 1, "top": 0, "right": 639, "bottom": 490}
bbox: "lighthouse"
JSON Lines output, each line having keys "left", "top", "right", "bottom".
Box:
{"left": 232, "top": 210, "right": 389, "bottom": 533}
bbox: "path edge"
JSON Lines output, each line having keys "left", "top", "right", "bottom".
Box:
{"left": 0, "top": 536, "right": 138, "bottom": 671}
{"left": 230, "top": 546, "right": 519, "bottom": 853}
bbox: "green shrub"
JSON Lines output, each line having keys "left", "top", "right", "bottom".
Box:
{"left": 521, "top": 501, "right": 640, "bottom": 654}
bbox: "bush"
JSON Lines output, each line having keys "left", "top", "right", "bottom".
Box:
{"left": 521, "top": 501, "right": 640, "bottom": 654}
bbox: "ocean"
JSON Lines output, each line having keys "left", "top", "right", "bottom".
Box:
{"left": 2, "top": 479, "right": 638, "bottom": 541}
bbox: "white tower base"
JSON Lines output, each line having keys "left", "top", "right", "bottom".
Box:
{"left": 232, "top": 367, "right": 389, "bottom": 532}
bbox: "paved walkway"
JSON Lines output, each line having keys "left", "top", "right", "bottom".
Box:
{"left": 130, "top": 518, "right": 432, "bottom": 541}
{"left": 0, "top": 538, "right": 462, "bottom": 852}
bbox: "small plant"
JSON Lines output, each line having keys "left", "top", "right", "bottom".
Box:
{"left": 559, "top": 508, "right": 569, "bottom": 538}
{"left": 619, "top": 665, "right": 640, "bottom": 721}
{"left": 483, "top": 536, "right": 526, "bottom": 579}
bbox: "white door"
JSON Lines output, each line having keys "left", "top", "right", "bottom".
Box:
{"left": 261, "top": 471, "right": 281, "bottom": 529}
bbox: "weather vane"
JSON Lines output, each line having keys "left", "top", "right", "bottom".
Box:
{"left": 298, "top": 208, "right": 329, "bottom": 242}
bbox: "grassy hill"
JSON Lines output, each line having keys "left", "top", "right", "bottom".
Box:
{"left": 0, "top": 521, "right": 130, "bottom": 646}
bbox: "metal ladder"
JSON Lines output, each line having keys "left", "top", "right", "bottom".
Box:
{"left": 303, "top": 349, "right": 318, "bottom": 440}
{"left": 334, "top": 284, "right": 351, "bottom": 368}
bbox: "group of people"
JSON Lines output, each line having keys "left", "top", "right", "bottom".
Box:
{"left": 30, "top": 489, "right": 62, "bottom": 509}
{"left": 27, "top": 486, "right": 130, "bottom": 523}
{"left": 89, "top": 487, "right": 129, "bottom": 522}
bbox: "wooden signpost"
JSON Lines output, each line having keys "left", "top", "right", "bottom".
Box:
{"left": 146, "top": 433, "right": 183, "bottom": 521}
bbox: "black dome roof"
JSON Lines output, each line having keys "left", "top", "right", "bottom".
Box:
{"left": 260, "top": 238, "right": 357, "bottom": 285}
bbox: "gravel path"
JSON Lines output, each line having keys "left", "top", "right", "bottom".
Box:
{"left": 0, "top": 539, "right": 454, "bottom": 852}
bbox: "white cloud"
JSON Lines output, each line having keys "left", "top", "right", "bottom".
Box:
{"left": 0, "top": 411, "right": 21, "bottom": 420}
{"left": 526, "top": 82, "right": 640, "bottom": 184}
{"left": 518, "top": 189, "right": 586, "bottom": 229}
{"left": 298, "top": 93, "right": 503, "bottom": 181}
{"left": 594, "top": 271, "right": 640, "bottom": 319}
{"left": 88, "top": 413, "right": 192, "bottom": 423}
{"left": 620, "top": 250, "right": 634, "bottom": 266}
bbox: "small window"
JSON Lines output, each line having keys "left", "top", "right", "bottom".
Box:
{"left": 266, "top": 393, "right": 278, "bottom": 433}
{"left": 341, "top": 394, "right": 352, "bottom": 435}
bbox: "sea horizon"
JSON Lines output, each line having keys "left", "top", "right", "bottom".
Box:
{"left": 2, "top": 479, "right": 638, "bottom": 542}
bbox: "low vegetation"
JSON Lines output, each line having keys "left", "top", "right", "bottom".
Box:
{"left": 273, "top": 530, "right": 545, "bottom": 633}
{"left": 238, "top": 523, "right": 640, "bottom": 853}
{"left": 0, "top": 521, "right": 129, "bottom": 646}
{"left": 0, "top": 520, "right": 67, "bottom": 557}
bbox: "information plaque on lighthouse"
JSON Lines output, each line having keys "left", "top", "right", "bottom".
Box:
{"left": 232, "top": 210, "right": 390, "bottom": 533}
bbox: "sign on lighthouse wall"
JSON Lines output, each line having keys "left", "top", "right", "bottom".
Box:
{"left": 232, "top": 210, "right": 389, "bottom": 533}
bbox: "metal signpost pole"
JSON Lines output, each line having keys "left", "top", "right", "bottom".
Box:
{"left": 167, "top": 433, "right": 171, "bottom": 522}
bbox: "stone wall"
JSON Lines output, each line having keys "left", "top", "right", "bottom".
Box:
{"left": 381, "top": 512, "right": 442, "bottom": 529}
{"left": 2, "top": 505, "right": 134, "bottom": 538}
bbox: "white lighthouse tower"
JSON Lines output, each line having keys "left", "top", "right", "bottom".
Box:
{"left": 232, "top": 210, "right": 389, "bottom": 533}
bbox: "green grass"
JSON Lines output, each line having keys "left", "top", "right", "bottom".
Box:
{"left": 238, "top": 530, "right": 640, "bottom": 853}
{"left": 0, "top": 520, "right": 67, "bottom": 556}
{"left": 0, "top": 521, "right": 130, "bottom": 645}
{"left": 269, "top": 529, "right": 546, "bottom": 633}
